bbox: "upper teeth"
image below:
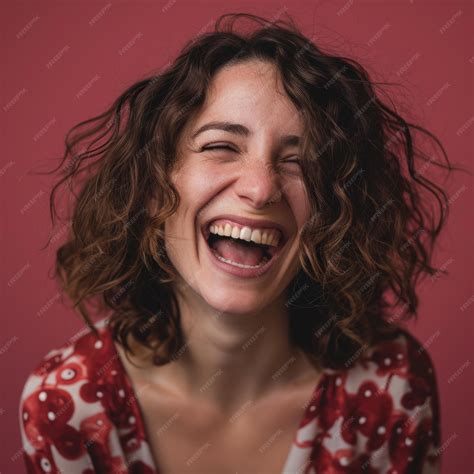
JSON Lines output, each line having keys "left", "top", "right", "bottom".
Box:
{"left": 209, "top": 223, "right": 281, "bottom": 247}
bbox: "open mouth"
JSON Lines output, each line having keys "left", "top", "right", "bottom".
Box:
{"left": 202, "top": 221, "right": 288, "bottom": 270}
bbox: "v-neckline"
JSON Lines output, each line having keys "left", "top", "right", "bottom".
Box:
{"left": 107, "top": 325, "right": 329, "bottom": 473}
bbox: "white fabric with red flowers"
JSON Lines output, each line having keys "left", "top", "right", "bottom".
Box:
{"left": 19, "top": 317, "right": 441, "bottom": 473}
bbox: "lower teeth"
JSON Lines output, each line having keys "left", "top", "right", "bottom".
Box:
{"left": 212, "top": 251, "right": 270, "bottom": 269}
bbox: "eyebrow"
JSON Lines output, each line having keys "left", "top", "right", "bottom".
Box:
{"left": 191, "top": 121, "right": 300, "bottom": 147}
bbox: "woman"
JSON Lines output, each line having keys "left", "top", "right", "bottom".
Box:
{"left": 19, "top": 12, "right": 458, "bottom": 474}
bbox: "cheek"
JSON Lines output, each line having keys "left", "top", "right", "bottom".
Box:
{"left": 286, "top": 180, "right": 311, "bottom": 229}
{"left": 166, "top": 164, "right": 221, "bottom": 234}
{"left": 175, "top": 163, "right": 222, "bottom": 202}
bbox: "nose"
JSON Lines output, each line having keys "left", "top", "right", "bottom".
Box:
{"left": 234, "top": 158, "right": 282, "bottom": 208}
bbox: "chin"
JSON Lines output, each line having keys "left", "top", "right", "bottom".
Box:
{"left": 202, "top": 289, "right": 272, "bottom": 317}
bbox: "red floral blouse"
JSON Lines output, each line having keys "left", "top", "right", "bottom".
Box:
{"left": 19, "top": 317, "right": 441, "bottom": 473}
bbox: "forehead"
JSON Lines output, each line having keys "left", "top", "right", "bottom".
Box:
{"left": 183, "top": 59, "right": 304, "bottom": 141}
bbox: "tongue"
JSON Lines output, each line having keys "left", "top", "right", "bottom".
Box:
{"left": 211, "top": 237, "right": 265, "bottom": 266}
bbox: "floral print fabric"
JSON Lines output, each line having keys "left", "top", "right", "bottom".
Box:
{"left": 19, "top": 318, "right": 441, "bottom": 473}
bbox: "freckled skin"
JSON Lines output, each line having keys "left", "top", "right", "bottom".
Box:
{"left": 126, "top": 59, "right": 321, "bottom": 473}
{"left": 164, "top": 59, "right": 311, "bottom": 316}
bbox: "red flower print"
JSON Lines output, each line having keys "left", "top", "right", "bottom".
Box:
{"left": 341, "top": 380, "right": 393, "bottom": 451}
{"left": 23, "top": 446, "right": 61, "bottom": 474}
{"left": 55, "top": 362, "right": 84, "bottom": 385}
{"left": 32, "top": 353, "right": 65, "bottom": 378}
{"left": 22, "top": 387, "right": 85, "bottom": 459}
{"left": 368, "top": 340, "right": 407, "bottom": 377}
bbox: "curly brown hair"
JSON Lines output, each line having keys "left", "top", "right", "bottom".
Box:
{"left": 38, "top": 12, "right": 464, "bottom": 370}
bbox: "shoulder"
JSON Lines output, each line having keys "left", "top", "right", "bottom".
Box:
{"left": 353, "top": 325, "right": 439, "bottom": 382}
{"left": 18, "top": 318, "right": 133, "bottom": 472}
{"left": 301, "top": 326, "right": 441, "bottom": 473}
{"left": 19, "top": 318, "right": 115, "bottom": 408}
{"left": 331, "top": 325, "right": 439, "bottom": 390}
{"left": 341, "top": 326, "right": 441, "bottom": 471}
{"left": 354, "top": 326, "right": 441, "bottom": 418}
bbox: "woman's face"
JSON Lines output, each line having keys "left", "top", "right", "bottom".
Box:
{"left": 164, "top": 59, "right": 310, "bottom": 315}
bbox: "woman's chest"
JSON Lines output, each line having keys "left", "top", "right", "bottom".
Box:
{"left": 136, "top": 389, "right": 309, "bottom": 474}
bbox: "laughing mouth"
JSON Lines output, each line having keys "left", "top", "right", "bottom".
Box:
{"left": 202, "top": 220, "right": 288, "bottom": 268}
{"left": 207, "top": 233, "right": 273, "bottom": 263}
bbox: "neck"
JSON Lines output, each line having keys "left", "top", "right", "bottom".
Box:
{"left": 161, "top": 280, "right": 318, "bottom": 414}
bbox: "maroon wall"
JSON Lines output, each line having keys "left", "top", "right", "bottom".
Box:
{"left": 2, "top": 1, "right": 472, "bottom": 472}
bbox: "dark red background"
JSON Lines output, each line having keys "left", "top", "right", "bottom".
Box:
{"left": 2, "top": 1, "right": 472, "bottom": 472}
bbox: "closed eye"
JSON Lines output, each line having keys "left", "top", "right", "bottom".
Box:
{"left": 281, "top": 157, "right": 301, "bottom": 164}
{"left": 200, "top": 145, "right": 301, "bottom": 169}
{"left": 201, "top": 144, "right": 237, "bottom": 152}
